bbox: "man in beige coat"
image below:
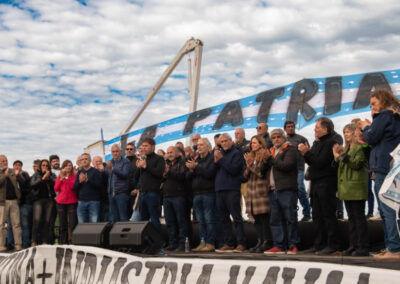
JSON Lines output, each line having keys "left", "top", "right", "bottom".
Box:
{"left": 0, "top": 155, "right": 24, "bottom": 251}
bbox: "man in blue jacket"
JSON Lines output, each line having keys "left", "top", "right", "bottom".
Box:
{"left": 214, "top": 133, "right": 246, "bottom": 253}
{"left": 105, "top": 144, "right": 131, "bottom": 223}
{"left": 75, "top": 153, "right": 103, "bottom": 223}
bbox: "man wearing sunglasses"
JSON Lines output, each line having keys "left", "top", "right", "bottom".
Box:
{"left": 256, "top": 123, "right": 273, "bottom": 149}
{"left": 125, "top": 143, "right": 139, "bottom": 219}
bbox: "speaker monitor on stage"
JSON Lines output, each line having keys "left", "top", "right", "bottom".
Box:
{"left": 109, "top": 221, "right": 165, "bottom": 253}
{"left": 72, "top": 222, "right": 112, "bottom": 247}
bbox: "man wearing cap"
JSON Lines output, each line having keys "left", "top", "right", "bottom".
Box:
{"left": 262, "top": 129, "right": 300, "bottom": 255}
{"left": 0, "top": 155, "right": 25, "bottom": 251}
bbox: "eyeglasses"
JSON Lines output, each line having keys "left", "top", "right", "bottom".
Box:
{"left": 126, "top": 148, "right": 135, "bottom": 151}
{"left": 256, "top": 126, "right": 263, "bottom": 130}
{"left": 41, "top": 164, "right": 49, "bottom": 167}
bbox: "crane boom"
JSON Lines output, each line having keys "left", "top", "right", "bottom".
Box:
{"left": 120, "top": 37, "right": 203, "bottom": 135}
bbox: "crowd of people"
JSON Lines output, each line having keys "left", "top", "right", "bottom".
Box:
{"left": 0, "top": 89, "right": 399, "bottom": 261}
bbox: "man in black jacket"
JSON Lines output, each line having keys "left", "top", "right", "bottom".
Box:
{"left": 125, "top": 142, "right": 138, "bottom": 218}
{"left": 9, "top": 160, "right": 32, "bottom": 249}
{"left": 263, "top": 129, "right": 300, "bottom": 255}
{"left": 186, "top": 138, "right": 217, "bottom": 252}
{"left": 284, "top": 121, "right": 311, "bottom": 222}
{"left": 257, "top": 123, "right": 273, "bottom": 149}
{"left": 163, "top": 146, "right": 188, "bottom": 251}
{"left": 299, "top": 117, "right": 340, "bottom": 255}
{"left": 135, "top": 138, "right": 165, "bottom": 232}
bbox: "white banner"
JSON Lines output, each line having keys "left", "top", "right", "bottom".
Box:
{"left": 380, "top": 144, "right": 400, "bottom": 211}
{"left": 0, "top": 245, "right": 399, "bottom": 283}
{"left": 103, "top": 68, "right": 400, "bottom": 161}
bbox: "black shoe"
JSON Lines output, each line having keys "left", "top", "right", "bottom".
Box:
{"left": 256, "top": 241, "right": 272, "bottom": 253}
{"left": 174, "top": 246, "right": 185, "bottom": 252}
{"left": 316, "top": 247, "right": 340, "bottom": 256}
{"left": 301, "top": 216, "right": 312, "bottom": 222}
{"left": 352, "top": 249, "right": 369, "bottom": 256}
{"left": 249, "top": 239, "right": 262, "bottom": 253}
{"left": 342, "top": 247, "right": 355, "bottom": 256}
{"left": 366, "top": 213, "right": 373, "bottom": 219}
{"left": 336, "top": 211, "right": 344, "bottom": 220}
{"left": 166, "top": 245, "right": 178, "bottom": 251}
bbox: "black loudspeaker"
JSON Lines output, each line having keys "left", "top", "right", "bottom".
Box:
{"left": 109, "top": 221, "right": 165, "bottom": 253}
{"left": 72, "top": 222, "right": 112, "bottom": 247}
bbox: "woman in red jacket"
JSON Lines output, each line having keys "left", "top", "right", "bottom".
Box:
{"left": 54, "top": 160, "right": 78, "bottom": 244}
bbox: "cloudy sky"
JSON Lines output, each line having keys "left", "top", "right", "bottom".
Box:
{"left": 1, "top": 0, "right": 400, "bottom": 170}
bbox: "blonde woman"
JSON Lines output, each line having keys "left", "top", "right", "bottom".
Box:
{"left": 243, "top": 135, "right": 272, "bottom": 253}
{"left": 333, "top": 124, "right": 369, "bottom": 256}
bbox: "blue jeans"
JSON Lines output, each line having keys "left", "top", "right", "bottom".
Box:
{"left": 193, "top": 194, "right": 217, "bottom": 245}
{"left": 77, "top": 201, "right": 100, "bottom": 223}
{"left": 163, "top": 196, "right": 188, "bottom": 247}
{"left": 7, "top": 203, "right": 32, "bottom": 248}
{"left": 374, "top": 172, "right": 400, "bottom": 252}
{"left": 20, "top": 203, "right": 33, "bottom": 247}
{"left": 269, "top": 190, "right": 300, "bottom": 250}
{"left": 140, "top": 192, "right": 161, "bottom": 232}
{"left": 109, "top": 193, "right": 130, "bottom": 223}
{"left": 297, "top": 170, "right": 311, "bottom": 218}
{"left": 216, "top": 190, "right": 245, "bottom": 247}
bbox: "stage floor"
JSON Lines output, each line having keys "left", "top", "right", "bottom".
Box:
{"left": 129, "top": 249, "right": 400, "bottom": 271}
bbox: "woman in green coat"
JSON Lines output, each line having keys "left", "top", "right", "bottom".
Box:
{"left": 333, "top": 123, "right": 369, "bottom": 256}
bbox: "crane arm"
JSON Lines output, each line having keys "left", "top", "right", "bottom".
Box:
{"left": 121, "top": 38, "right": 203, "bottom": 135}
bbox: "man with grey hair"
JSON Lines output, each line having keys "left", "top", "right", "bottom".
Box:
{"left": 92, "top": 156, "right": 109, "bottom": 222}
{"left": 214, "top": 134, "right": 246, "bottom": 253}
{"left": 74, "top": 153, "right": 103, "bottom": 223}
{"left": 105, "top": 144, "right": 131, "bottom": 222}
{"left": 186, "top": 138, "right": 218, "bottom": 252}
{"left": 234, "top": 127, "right": 249, "bottom": 153}
{"left": 262, "top": 128, "right": 300, "bottom": 254}
{"left": 191, "top": 133, "right": 201, "bottom": 152}
{"left": 0, "top": 155, "right": 24, "bottom": 251}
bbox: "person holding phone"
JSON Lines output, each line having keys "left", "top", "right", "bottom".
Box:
{"left": 30, "top": 159, "right": 56, "bottom": 246}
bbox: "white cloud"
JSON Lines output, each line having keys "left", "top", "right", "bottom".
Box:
{"left": 0, "top": 0, "right": 399, "bottom": 169}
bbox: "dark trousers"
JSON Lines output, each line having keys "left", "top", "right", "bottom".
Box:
{"left": 344, "top": 200, "right": 369, "bottom": 250}
{"left": 32, "top": 199, "right": 55, "bottom": 244}
{"left": 140, "top": 192, "right": 161, "bottom": 232}
{"left": 56, "top": 203, "right": 78, "bottom": 245}
{"left": 216, "top": 190, "right": 245, "bottom": 247}
{"left": 163, "top": 196, "right": 188, "bottom": 247}
{"left": 367, "top": 172, "right": 374, "bottom": 215}
{"left": 48, "top": 200, "right": 57, "bottom": 244}
{"left": 311, "top": 178, "right": 340, "bottom": 250}
{"left": 269, "top": 190, "right": 299, "bottom": 249}
{"left": 253, "top": 213, "right": 272, "bottom": 243}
